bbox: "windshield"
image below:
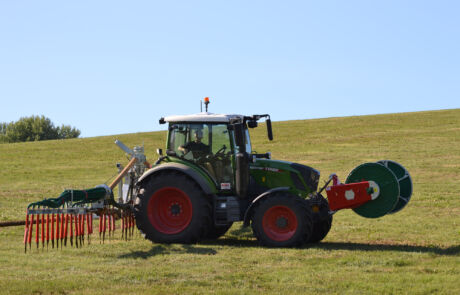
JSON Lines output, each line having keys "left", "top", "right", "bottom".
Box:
{"left": 168, "top": 123, "right": 234, "bottom": 187}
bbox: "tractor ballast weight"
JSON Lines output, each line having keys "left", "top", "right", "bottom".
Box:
{"left": 24, "top": 99, "right": 413, "bottom": 249}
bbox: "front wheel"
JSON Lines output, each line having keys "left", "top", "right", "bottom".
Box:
{"left": 134, "top": 171, "right": 212, "bottom": 244}
{"left": 251, "top": 192, "right": 313, "bottom": 247}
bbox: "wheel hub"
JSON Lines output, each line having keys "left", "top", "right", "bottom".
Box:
{"left": 170, "top": 203, "right": 181, "bottom": 216}
{"left": 262, "top": 205, "right": 298, "bottom": 242}
{"left": 275, "top": 216, "right": 288, "bottom": 228}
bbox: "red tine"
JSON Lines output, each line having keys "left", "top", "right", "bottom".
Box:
{"left": 55, "top": 212, "right": 60, "bottom": 249}
{"left": 86, "top": 214, "right": 90, "bottom": 235}
{"left": 99, "top": 213, "right": 103, "bottom": 242}
{"left": 121, "top": 212, "right": 125, "bottom": 239}
{"left": 41, "top": 213, "right": 45, "bottom": 248}
{"left": 81, "top": 213, "right": 85, "bottom": 244}
{"left": 28, "top": 214, "right": 34, "bottom": 249}
{"left": 35, "top": 211, "right": 39, "bottom": 249}
{"left": 89, "top": 213, "right": 93, "bottom": 234}
{"left": 108, "top": 213, "right": 112, "bottom": 236}
{"left": 85, "top": 214, "right": 89, "bottom": 244}
{"left": 102, "top": 213, "right": 107, "bottom": 243}
{"left": 46, "top": 214, "right": 50, "bottom": 249}
{"left": 70, "top": 214, "right": 74, "bottom": 247}
{"left": 78, "top": 214, "right": 82, "bottom": 246}
{"left": 112, "top": 213, "right": 116, "bottom": 232}
{"left": 60, "top": 214, "right": 65, "bottom": 248}
{"left": 24, "top": 213, "right": 29, "bottom": 253}
{"left": 75, "top": 214, "right": 79, "bottom": 248}
{"left": 131, "top": 214, "right": 135, "bottom": 236}
{"left": 51, "top": 213, "right": 55, "bottom": 248}
{"left": 124, "top": 213, "right": 128, "bottom": 240}
{"left": 64, "top": 214, "right": 69, "bottom": 247}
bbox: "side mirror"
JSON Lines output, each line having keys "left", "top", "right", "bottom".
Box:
{"left": 266, "top": 119, "right": 273, "bottom": 141}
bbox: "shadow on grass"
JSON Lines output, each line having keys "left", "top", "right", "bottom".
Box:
{"left": 118, "top": 244, "right": 217, "bottom": 259}
{"left": 201, "top": 237, "right": 259, "bottom": 248}
{"left": 309, "top": 242, "right": 460, "bottom": 256}
{"left": 118, "top": 237, "right": 459, "bottom": 259}
{"left": 203, "top": 238, "right": 459, "bottom": 256}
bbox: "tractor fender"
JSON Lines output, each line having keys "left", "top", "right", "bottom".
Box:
{"left": 137, "top": 162, "right": 215, "bottom": 195}
{"left": 243, "top": 187, "right": 290, "bottom": 227}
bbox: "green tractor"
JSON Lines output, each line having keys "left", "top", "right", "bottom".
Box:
{"left": 133, "top": 104, "right": 412, "bottom": 247}
{"left": 24, "top": 100, "right": 412, "bottom": 249}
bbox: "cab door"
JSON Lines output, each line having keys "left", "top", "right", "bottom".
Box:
{"left": 208, "top": 124, "right": 234, "bottom": 191}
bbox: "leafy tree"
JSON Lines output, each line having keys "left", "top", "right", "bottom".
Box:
{"left": 57, "top": 125, "right": 81, "bottom": 139}
{"left": 0, "top": 122, "right": 7, "bottom": 143}
{"left": 0, "top": 122, "right": 6, "bottom": 134}
{"left": 0, "top": 115, "right": 80, "bottom": 143}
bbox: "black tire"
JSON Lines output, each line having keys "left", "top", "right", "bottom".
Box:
{"left": 134, "top": 171, "right": 212, "bottom": 244}
{"left": 307, "top": 194, "right": 333, "bottom": 243}
{"left": 204, "top": 223, "right": 233, "bottom": 240}
{"left": 251, "top": 192, "right": 313, "bottom": 247}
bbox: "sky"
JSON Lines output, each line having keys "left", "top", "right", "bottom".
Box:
{"left": 0, "top": 1, "right": 459, "bottom": 137}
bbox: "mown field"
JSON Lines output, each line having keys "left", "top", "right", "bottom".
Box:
{"left": 0, "top": 109, "right": 459, "bottom": 294}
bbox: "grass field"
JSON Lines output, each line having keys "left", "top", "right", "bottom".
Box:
{"left": 0, "top": 109, "right": 459, "bottom": 294}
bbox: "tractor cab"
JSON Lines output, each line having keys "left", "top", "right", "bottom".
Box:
{"left": 164, "top": 114, "right": 240, "bottom": 186}
{"left": 159, "top": 112, "right": 273, "bottom": 195}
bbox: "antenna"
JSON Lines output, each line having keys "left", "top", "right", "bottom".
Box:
{"left": 200, "top": 100, "right": 202, "bottom": 112}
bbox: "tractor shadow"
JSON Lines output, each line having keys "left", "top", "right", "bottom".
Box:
{"left": 118, "top": 223, "right": 458, "bottom": 258}
{"left": 118, "top": 240, "right": 458, "bottom": 259}
{"left": 309, "top": 242, "right": 460, "bottom": 256}
{"left": 118, "top": 244, "right": 218, "bottom": 259}
{"left": 202, "top": 239, "right": 459, "bottom": 256}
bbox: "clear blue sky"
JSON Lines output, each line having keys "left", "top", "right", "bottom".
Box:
{"left": 1, "top": 1, "right": 458, "bottom": 137}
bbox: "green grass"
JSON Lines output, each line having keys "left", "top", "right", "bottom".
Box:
{"left": 0, "top": 109, "right": 459, "bottom": 294}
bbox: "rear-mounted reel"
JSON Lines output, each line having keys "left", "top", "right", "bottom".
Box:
{"left": 325, "top": 160, "right": 413, "bottom": 218}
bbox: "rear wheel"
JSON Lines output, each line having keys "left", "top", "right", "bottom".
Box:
{"left": 251, "top": 192, "right": 313, "bottom": 247}
{"left": 134, "top": 171, "right": 212, "bottom": 244}
{"left": 307, "top": 194, "right": 333, "bottom": 243}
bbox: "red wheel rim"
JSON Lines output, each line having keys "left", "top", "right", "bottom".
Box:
{"left": 262, "top": 205, "right": 298, "bottom": 242}
{"left": 147, "top": 187, "right": 193, "bottom": 234}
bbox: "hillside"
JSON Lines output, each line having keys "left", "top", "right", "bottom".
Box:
{"left": 0, "top": 109, "right": 459, "bottom": 294}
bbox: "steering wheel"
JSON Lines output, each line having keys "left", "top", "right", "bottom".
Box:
{"left": 208, "top": 145, "right": 227, "bottom": 162}
{"left": 215, "top": 145, "right": 227, "bottom": 155}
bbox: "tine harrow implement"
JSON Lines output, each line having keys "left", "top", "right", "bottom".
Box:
{"left": 24, "top": 141, "right": 146, "bottom": 253}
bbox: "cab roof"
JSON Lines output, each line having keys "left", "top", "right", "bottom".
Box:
{"left": 164, "top": 112, "right": 244, "bottom": 123}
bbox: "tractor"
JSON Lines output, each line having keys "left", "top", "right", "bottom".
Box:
{"left": 24, "top": 98, "right": 412, "bottom": 249}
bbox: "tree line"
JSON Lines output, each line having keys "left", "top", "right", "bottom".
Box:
{"left": 0, "top": 115, "right": 80, "bottom": 143}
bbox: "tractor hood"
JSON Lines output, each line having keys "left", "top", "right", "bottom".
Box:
{"left": 249, "top": 158, "right": 320, "bottom": 195}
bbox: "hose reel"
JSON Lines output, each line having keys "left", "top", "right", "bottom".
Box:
{"left": 345, "top": 160, "right": 413, "bottom": 218}
{"left": 326, "top": 160, "right": 413, "bottom": 218}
